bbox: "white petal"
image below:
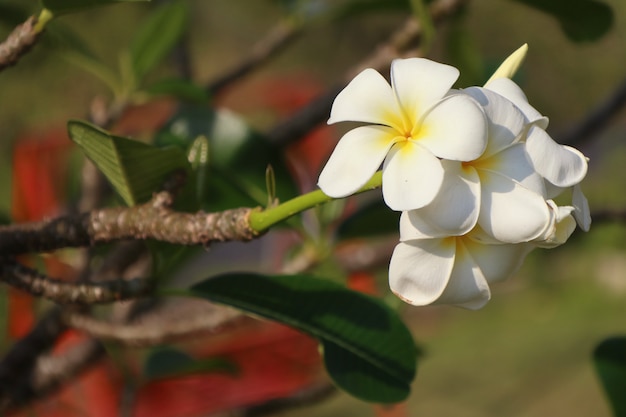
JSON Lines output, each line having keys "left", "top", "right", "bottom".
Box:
{"left": 418, "top": 95, "right": 487, "bottom": 161}
{"left": 399, "top": 211, "right": 443, "bottom": 240}
{"left": 382, "top": 141, "right": 444, "bottom": 211}
{"left": 318, "top": 125, "right": 398, "bottom": 197}
{"left": 572, "top": 184, "right": 591, "bottom": 231}
{"left": 526, "top": 126, "right": 588, "bottom": 187}
{"left": 485, "top": 78, "right": 548, "bottom": 128}
{"left": 478, "top": 143, "right": 546, "bottom": 195}
{"left": 405, "top": 161, "right": 480, "bottom": 236}
{"left": 485, "top": 44, "right": 528, "bottom": 85}
{"left": 544, "top": 180, "right": 565, "bottom": 199}
{"left": 390, "top": 58, "right": 459, "bottom": 121}
{"left": 462, "top": 87, "right": 526, "bottom": 157}
{"left": 534, "top": 201, "right": 576, "bottom": 248}
{"left": 328, "top": 68, "right": 403, "bottom": 131}
{"left": 434, "top": 240, "right": 491, "bottom": 310}
{"left": 478, "top": 171, "right": 551, "bottom": 243}
{"left": 463, "top": 238, "right": 533, "bottom": 283}
{"left": 388, "top": 239, "right": 456, "bottom": 306}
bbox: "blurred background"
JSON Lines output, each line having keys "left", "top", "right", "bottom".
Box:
{"left": 1, "top": 0, "right": 626, "bottom": 416}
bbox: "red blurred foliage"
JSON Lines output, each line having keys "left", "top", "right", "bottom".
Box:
{"left": 135, "top": 322, "right": 324, "bottom": 417}
{"left": 9, "top": 128, "right": 76, "bottom": 339}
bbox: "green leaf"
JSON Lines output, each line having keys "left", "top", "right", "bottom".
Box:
{"left": 130, "top": 1, "right": 188, "bottom": 80}
{"left": 187, "top": 273, "right": 418, "bottom": 403}
{"left": 144, "top": 347, "right": 237, "bottom": 380}
{"left": 593, "top": 336, "right": 626, "bottom": 416}
{"left": 67, "top": 120, "right": 190, "bottom": 206}
{"left": 337, "top": 199, "right": 400, "bottom": 239}
{"left": 42, "top": 0, "right": 151, "bottom": 16}
{"left": 155, "top": 105, "right": 298, "bottom": 211}
{"left": 143, "top": 78, "right": 210, "bottom": 103}
{"left": 510, "top": 0, "right": 613, "bottom": 42}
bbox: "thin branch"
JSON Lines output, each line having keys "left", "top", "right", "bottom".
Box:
{"left": 267, "top": 0, "right": 469, "bottom": 146}
{"left": 589, "top": 209, "right": 626, "bottom": 224}
{"left": 6, "top": 339, "right": 105, "bottom": 410}
{"left": 63, "top": 300, "right": 244, "bottom": 347}
{"left": 0, "top": 309, "right": 66, "bottom": 406}
{"left": 0, "top": 191, "right": 259, "bottom": 256}
{"left": 0, "top": 240, "right": 148, "bottom": 409}
{"left": 557, "top": 77, "right": 626, "bottom": 147}
{"left": 0, "top": 260, "right": 153, "bottom": 305}
{"left": 0, "top": 16, "right": 42, "bottom": 71}
{"left": 207, "top": 19, "right": 300, "bottom": 96}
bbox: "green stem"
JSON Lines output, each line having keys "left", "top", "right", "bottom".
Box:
{"left": 409, "top": 0, "right": 435, "bottom": 54}
{"left": 249, "top": 171, "right": 383, "bottom": 233}
{"left": 33, "top": 9, "right": 54, "bottom": 34}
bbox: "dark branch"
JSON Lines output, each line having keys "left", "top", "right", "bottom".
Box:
{"left": 558, "top": 77, "right": 626, "bottom": 147}
{"left": 0, "top": 309, "right": 66, "bottom": 407}
{"left": 208, "top": 19, "right": 300, "bottom": 96}
{"left": 589, "top": 209, "right": 626, "bottom": 224}
{"left": 0, "top": 260, "right": 153, "bottom": 305}
{"left": 5, "top": 339, "right": 105, "bottom": 411}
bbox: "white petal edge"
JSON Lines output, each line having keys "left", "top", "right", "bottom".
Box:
{"left": 573, "top": 184, "right": 591, "bottom": 231}
{"left": 389, "top": 239, "right": 456, "bottom": 306}
{"left": 328, "top": 68, "right": 403, "bottom": 130}
{"left": 434, "top": 240, "right": 491, "bottom": 310}
{"left": 462, "top": 87, "right": 527, "bottom": 158}
{"left": 382, "top": 141, "right": 444, "bottom": 211}
{"left": 478, "top": 171, "right": 551, "bottom": 243}
{"left": 390, "top": 58, "right": 460, "bottom": 122}
{"left": 526, "top": 126, "right": 588, "bottom": 187}
{"left": 418, "top": 94, "right": 487, "bottom": 161}
{"left": 485, "top": 78, "right": 548, "bottom": 129}
{"left": 318, "top": 125, "right": 398, "bottom": 197}
{"left": 405, "top": 161, "right": 480, "bottom": 237}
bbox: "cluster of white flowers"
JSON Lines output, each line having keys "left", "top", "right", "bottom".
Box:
{"left": 318, "top": 46, "right": 590, "bottom": 309}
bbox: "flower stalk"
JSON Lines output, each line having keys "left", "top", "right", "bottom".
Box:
{"left": 248, "top": 171, "right": 382, "bottom": 232}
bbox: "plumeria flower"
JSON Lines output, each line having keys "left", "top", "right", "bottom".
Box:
{"left": 405, "top": 86, "right": 551, "bottom": 243}
{"left": 389, "top": 199, "right": 576, "bottom": 309}
{"left": 485, "top": 77, "right": 591, "bottom": 231}
{"left": 389, "top": 212, "right": 534, "bottom": 310}
{"left": 318, "top": 58, "right": 488, "bottom": 211}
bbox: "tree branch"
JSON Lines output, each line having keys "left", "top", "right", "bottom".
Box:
{"left": 0, "top": 191, "right": 260, "bottom": 256}
{"left": 0, "top": 260, "right": 153, "bottom": 305}
{"left": 0, "top": 16, "right": 42, "bottom": 71}
{"left": 267, "top": 0, "right": 469, "bottom": 146}
{"left": 207, "top": 19, "right": 300, "bottom": 96}
{"left": 63, "top": 300, "right": 244, "bottom": 347}
{"left": 5, "top": 339, "right": 105, "bottom": 411}
{"left": 557, "top": 77, "right": 626, "bottom": 147}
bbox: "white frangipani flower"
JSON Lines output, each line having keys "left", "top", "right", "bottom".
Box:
{"left": 389, "top": 212, "right": 533, "bottom": 310}
{"left": 405, "top": 86, "right": 551, "bottom": 243}
{"left": 484, "top": 77, "right": 591, "bottom": 231}
{"left": 318, "top": 58, "right": 488, "bottom": 211}
{"left": 390, "top": 198, "right": 575, "bottom": 309}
